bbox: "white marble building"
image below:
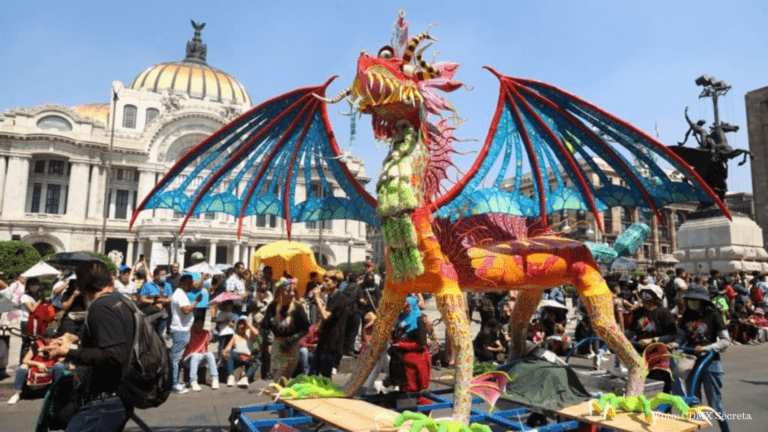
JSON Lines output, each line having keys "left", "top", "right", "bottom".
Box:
{"left": 0, "top": 24, "right": 370, "bottom": 268}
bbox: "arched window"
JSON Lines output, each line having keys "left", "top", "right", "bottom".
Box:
{"left": 122, "top": 105, "right": 137, "bottom": 128}
{"left": 145, "top": 108, "right": 159, "bottom": 125}
{"left": 37, "top": 115, "right": 72, "bottom": 132}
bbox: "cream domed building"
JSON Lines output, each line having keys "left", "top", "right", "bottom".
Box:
{"left": 0, "top": 23, "right": 370, "bottom": 269}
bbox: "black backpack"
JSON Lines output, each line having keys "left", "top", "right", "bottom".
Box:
{"left": 117, "top": 300, "right": 173, "bottom": 409}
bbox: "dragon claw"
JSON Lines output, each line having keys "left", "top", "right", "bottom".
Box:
{"left": 393, "top": 411, "right": 489, "bottom": 432}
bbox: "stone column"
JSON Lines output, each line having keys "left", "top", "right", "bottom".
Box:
{"left": 67, "top": 161, "right": 90, "bottom": 221}
{"left": 0, "top": 156, "right": 6, "bottom": 214}
{"left": 233, "top": 243, "right": 241, "bottom": 264}
{"left": 136, "top": 169, "right": 156, "bottom": 222}
{"left": 126, "top": 240, "right": 135, "bottom": 265}
{"left": 208, "top": 242, "right": 217, "bottom": 265}
{"left": 651, "top": 213, "right": 660, "bottom": 265}
{"left": 87, "top": 165, "right": 105, "bottom": 219}
{"left": 668, "top": 211, "right": 677, "bottom": 253}
{"left": 2, "top": 156, "right": 30, "bottom": 218}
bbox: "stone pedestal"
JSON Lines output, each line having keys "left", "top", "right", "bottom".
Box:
{"left": 673, "top": 210, "right": 768, "bottom": 275}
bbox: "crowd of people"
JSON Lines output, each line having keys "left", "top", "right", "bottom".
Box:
{"left": 0, "top": 254, "right": 430, "bottom": 403}
{"left": 3, "top": 253, "right": 761, "bottom": 431}
{"left": 465, "top": 267, "right": 763, "bottom": 432}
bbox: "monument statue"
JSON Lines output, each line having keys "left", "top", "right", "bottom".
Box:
{"left": 670, "top": 74, "right": 751, "bottom": 206}
{"left": 185, "top": 20, "right": 207, "bottom": 63}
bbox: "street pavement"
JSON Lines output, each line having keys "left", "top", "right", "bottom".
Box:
{"left": 1, "top": 297, "right": 767, "bottom": 431}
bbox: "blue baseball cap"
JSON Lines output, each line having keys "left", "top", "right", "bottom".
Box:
{"left": 119, "top": 265, "right": 131, "bottom": 273}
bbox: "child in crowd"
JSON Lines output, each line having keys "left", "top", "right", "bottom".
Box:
{"left": 183, "top": 318, "right": 219, "bottom": 391}
{"left": 213, "top": 300, "right": 237, "bottom": 360}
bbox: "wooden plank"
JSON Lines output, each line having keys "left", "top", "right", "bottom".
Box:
{"left": 279, "top": 397, "right": 402, "bottom": 432}
{"left": 557, "top": 401, "right": 710, "bottom": 432}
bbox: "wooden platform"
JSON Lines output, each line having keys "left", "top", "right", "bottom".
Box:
{"left": 279, "top": 397, "right": 402, "bottom": 432}
{"left": 557, "top": 401, "right": 710, "bottom": 432}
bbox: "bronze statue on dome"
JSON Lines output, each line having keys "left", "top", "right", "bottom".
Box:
{"left": 185, "top": 20, "right": 207, "bottom": 63}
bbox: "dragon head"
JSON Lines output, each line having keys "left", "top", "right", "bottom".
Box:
{"left": 351, "top": 47, "right": 426, "bottom": 139}
{"left": 318, "top": 14, "right": 461, "bottom": 142}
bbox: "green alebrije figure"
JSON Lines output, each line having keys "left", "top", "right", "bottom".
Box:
{"left": 406, "top": 246, "right": 425, "bottom": 275}
{"left": 381, "top": 218, "right": 393, "bottom": 245}
{"left": 390, "top": 248, "right": 407, "bottom": 281}
{"left": 399, "top": 182, "right": 419, "bottom": 209}
{"left": 400, "top": 216, "right": 418, "bottom": 247}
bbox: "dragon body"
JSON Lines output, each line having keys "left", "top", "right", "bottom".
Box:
{"left": 133, "top": 10, "right": 730, "bottom": 428}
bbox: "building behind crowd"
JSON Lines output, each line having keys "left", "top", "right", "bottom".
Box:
{"left": 503, "top": 157, "right": 696, "bottom": 271}
{"left": 0, "top": 24, "right": 370, "bottom": 268}
{"left": 745, "top": 86, "right": 768, "bottom": 247}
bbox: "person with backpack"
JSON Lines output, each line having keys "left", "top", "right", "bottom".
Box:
{"left": 749, "top": 274, "right": 767, "bottom": 309}
{"left": 43, "top": 260, "right": 136, "bottom": 432}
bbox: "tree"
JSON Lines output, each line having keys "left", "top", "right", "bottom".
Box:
{"left": 83, "top": 251, "right": 118, "bottom": 275}
{"left": 0, "top": 241, "right": 42, "bottom": 281}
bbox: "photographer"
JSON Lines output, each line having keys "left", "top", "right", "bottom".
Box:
{"left": 44, "top": 261, "right": 135, "bottom": 431}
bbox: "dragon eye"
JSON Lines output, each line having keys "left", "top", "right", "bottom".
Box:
{"left": 378, "top": 46, "right": 394, "bottom": 59}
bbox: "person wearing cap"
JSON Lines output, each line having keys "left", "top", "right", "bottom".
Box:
{"left": 675, "top": 283, "right": 732, "bottom": 432}
{"left": 473, "top": 318, "right": 505, "bottom": 362}
{"left": 114, "top": 265, "right": 137, "bottom": 303}
{"left": 626, "top": 284, "right": 677, "bottom": 392}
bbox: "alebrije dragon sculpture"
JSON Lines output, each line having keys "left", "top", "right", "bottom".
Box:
{"left": 132, "top": 10, "right": 728, "bottom": 428}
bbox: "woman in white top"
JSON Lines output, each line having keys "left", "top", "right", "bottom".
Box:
{"left": 18, "top": 278, "right": 42, "bottom": 363}
{"left": 221, "top": 316, "right": 260, "bottom": 388}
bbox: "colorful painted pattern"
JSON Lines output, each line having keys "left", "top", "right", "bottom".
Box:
{"left": 270, "top": 338, "right": 302, "bottom": 384}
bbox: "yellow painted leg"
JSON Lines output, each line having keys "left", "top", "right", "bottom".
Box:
{"left": 435, "top": 291, "right": 472, "bottom": 425}
{"left": 343, "top": 284, "right": 406, "bottom": 395}
{"left": 508, "top": 289, "right": 543, "bottom": 360}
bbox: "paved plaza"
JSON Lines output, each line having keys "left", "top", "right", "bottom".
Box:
{"left": 1, "top": 298, "right": 767, "bottom": 431}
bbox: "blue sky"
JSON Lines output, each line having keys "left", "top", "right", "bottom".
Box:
{"left": 2, "top": 0, "right": 766, "bottom": 195}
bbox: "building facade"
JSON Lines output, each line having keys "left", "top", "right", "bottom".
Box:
{"left": 745, "top": 86, "right": 768, "bottom": 247}
{"left": 0, "top": 25, "right": 369, "bottom": 269}
{"left": 502, "top": 157, "right": 695, "bottom": 271}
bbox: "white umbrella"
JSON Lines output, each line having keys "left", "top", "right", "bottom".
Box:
{"left": 538, "top": 299, "right": 568, "bottom": 310}
{"left": 611, "top": 257, "right": 638, "bottom": 271}
{"left": 21, "top": 261, "right": 62, "bottom": 278}
{"left": 184, "top": 262, "right": 223, "bottom": 275}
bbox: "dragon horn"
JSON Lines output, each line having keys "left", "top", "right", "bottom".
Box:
{"left": 401, "top": 33, "right": 437, "bottom": 63}
{"left": 414, "top": 42, "right": 441, "bottom": 80}
{"left": 313, "top": 88, "right": 351, "bottom": 104}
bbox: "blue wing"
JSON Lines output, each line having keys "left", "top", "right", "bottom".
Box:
{"left": 131, "top": 77, "right": 378, "bottom": 238}
{"left": 435, "top": 68, "right": 730, "bottom": 229}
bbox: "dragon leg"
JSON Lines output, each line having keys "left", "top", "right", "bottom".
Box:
{"left": 343, "top": 284, "right": 406, "bottom": 395}
{"left": 435, "top": 290, "right": 473, "bottom": 425}
{"left": 507, "top": 288, "right": 543, "bottom": 360}
{"left": 571, "top": 248, "right": 646, "bottom": 397}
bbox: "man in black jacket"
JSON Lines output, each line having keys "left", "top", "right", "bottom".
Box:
{"left": 342, "top": 273, "right": 362, "bottom": 356}
{"left": 45, "top": 261, "right": 135, "bottom": 431}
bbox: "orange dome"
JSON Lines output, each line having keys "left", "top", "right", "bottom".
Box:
{"left": 128, "top": 21, "right": 250, "bottom": 106}
{"left": 128, "top": 61, "right": 250, "bottom": 106}
{"left": 72, "top": 103, "right": 110, "bottom": 124}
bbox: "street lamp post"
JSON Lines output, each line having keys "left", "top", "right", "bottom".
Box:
{"left": 99, "top": 85, "right": 119, "bottom": 253}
